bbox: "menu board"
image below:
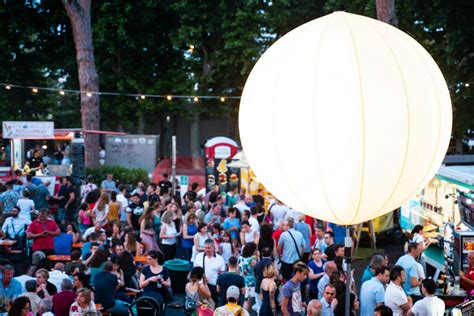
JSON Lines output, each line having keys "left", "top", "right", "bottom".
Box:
{"left": 205, "top": 158, "right": 240, "bottom": 192}
{"left": 71, "top": 138, "right": 85, "bottom": 183}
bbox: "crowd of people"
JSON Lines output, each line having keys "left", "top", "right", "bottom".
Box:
{"left": 0, "top": 172, "right": 458, "bottom": 315}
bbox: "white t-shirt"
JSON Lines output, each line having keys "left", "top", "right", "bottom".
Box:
{"left": 193, "top": 252, "right": 226, "bottom": 285}
{"left": 17, "top": 198, "right": 35, "bottom": 223}
{"left": 410, "top": 296, "right": 445, "bottom": 316}
{"left": 249, "top": 217, "right": 260, "bottom": 233}
{"left": 48, "top": 270, "right": 70, "bottom": 292}
{"left": 385, "top": 282, "right": 408, "bottom": 316}
{"left": 82, "top": 227, "right": 105, "bottom": 241}
{"left": 269, "top": 203, "right": 289, "bottom": 229}
{"left": 117, "top": 193, "right": 129, "bottom": 222}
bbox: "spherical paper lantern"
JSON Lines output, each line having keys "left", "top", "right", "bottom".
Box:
{"left": 239, "top": 12, "right": 452, "bottom": 225}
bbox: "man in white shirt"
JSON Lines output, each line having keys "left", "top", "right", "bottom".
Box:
{"left": 249, "top": 207, "right": 260, "bottom": 233}
{"left": 116, "top": 185, "right": 129, "bottom": 227}
{"left": 385, "top": 265, "right": 413, "bottom": 316}
{"left": 193, "top": 238, "right": 226, "bottom": 305}
{"left": 48, "top": 263, "right": 70, "bottom": 292}
{"left": 408, "top": 279, "right": 445, "bottom": 316}
{"left": 269, "top": 199, "right": 289, "bottom": 229}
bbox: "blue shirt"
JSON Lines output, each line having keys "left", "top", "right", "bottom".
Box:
{"left": 282, "top": 280, "right": 304, "bottom": 315}
{"left": 295, "top": 221, "right": 311, "bottom": 253}
{"left": 279, "top": 229, "right": 305, "bottom": 264}
{"left": 54, "top": 233, "right": 73, "bottom": 255}
{"left": 395, "top": 254, "right": 422, "bottom": 295}
{"left": 328, "top": 223, "right": 345, "bottom": 244}
{"left": 223, "top": 218, "right": 240, "bottom": 239}
{"left": 361, "top": 266, "right": 375, "bottom": 284}
{"left": 308, "top": 260, "right": 325, "bottom": 295}
{"left": 0, "top": 190, "right": 19, "bottom": 213}
{"left": 321, "top": 298, "right": 334, "bottom": 316}
{"left": 182, "top": 223, "right": 197, "bottom": 248}
{"left": 360, "top": 277, "right": 385, "bottom": 315}
{"left": 0, "top": 277, "right": 22, "bottom": 300}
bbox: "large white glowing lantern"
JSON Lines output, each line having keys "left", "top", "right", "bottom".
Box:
{"left": 239, "top": 12, "right": 452, "bottom": 225}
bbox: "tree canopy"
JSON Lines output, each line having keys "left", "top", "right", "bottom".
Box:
{"left": 0, "top": 0, "right": 472, "bottom": 152}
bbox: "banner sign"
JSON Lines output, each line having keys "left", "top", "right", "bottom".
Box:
{"left": 2, "top": 121, "right": 54, "bottom": 139}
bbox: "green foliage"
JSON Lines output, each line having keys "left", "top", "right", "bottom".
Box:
{"left": 86, "top": 165, "right": 149, "bottom": 186}
{"left": 0, "top": 0, "right": 473, "bottom": 145}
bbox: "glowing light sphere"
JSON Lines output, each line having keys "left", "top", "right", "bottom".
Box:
{"left": 239, "top": 12, "right": 452, "bottom": 225}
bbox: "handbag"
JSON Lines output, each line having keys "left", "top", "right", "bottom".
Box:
{"left": 184, "top": 296, "right": 197, "bottom": 313}
{"left": 287, "top": 230, "right": 303, "bottom": 261}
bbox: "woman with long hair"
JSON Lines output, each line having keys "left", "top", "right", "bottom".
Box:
{"left": 258, "top": 223, "right": 276, "bottom": 259}
{"left": 240, "top": 220, "right": 259, "bottom": 246}
{"left": 182, "top": 213, "right": 198, "bottom": 261}
{"left": 8, "top": 297, "right": 31, "bottom": 316}
{"left": 124, "top": 232, "right": 143, "bottom": 256}
{"left": 92, "top": 193, "right": 109, "bottom": 228}
{"left": 185, "top": 267, "right": 214, "bottom": 310}
{"left": 159, "top": 210, "right": 178, "bottom": 261}
{"left": 139, "top": 250, "right": 172, "bottom": 303}
{"left": 140, "top": 207, "right": 160, "bottom": 252}
{"left": 69, "top": 288, "right": 97, "bottom": 315}
{"left": 88, "top": 248, "right": 109, "bottom": 284}
{"left": 108, "top": 191, "right": 121, "bottom": 224}
{"left": 238, "top": 242, "right": 259, "bottom": 311}
{"left": 111, "top": 222, "right": 122, "bottom": 241}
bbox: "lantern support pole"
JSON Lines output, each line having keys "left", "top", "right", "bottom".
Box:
{"left": 344, "top": 226, "right": 353, "bottom": 316}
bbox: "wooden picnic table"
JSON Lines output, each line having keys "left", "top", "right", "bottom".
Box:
{"left": 48, "top": 255, "right": 71, "bottom": 262}
{"left": 0, "top": 240, "right": 17, "bottom": 246}
{"left": 72, "top": 242, "right": 83, "bottom": 249}
{"left": 134, "top": 255, "right": 147, "bottom": 263}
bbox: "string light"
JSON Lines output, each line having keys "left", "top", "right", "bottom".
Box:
{"left": 0, "top": 83, "right": 240, "bottom": 101}
{"left": 188, "top": 44, "right": 195, "bottom": 53}
{"left": 466, "top": 83, "right": 470, "bottom": 87}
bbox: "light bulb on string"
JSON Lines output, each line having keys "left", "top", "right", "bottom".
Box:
{"left": 86, "top": 92, "right": 92, "bottom": 97}
{"left": 193, "top": 97, "right": 199, "bottom": 102}
{"left": 220, "top": 97, "right": 226, "bottom": 102}
{"left": 32, "top": 88, "right": 38, "bottom": 93}
{"left": 466, "top": 83, "right": 470, "bottom": 87}
{"left": 166, "top": 95, "right": 173, "bottom": 101}
{"left": 5, "top": 85, "right": 11, "bottom": 90}
{"left": 140, "top": 95, "right": 146, "bottom": 100}
{"left": 59, "top": 90, "right": 65, "bottom": 96}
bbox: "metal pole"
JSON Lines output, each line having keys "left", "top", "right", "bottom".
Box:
{"left": 344, "top": 226, "right": 353, "bottom": 316}
{"left": 171, "top": 135, "right": 177, "bottom": 196}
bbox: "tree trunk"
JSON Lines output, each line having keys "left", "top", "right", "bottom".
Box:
{"left": 62, "top": 0, "right": 100, "bottom": 168}
{"left": 190, "top": 109, "right": 200, "bottom": 169}
{"left": 375, "top": 0, "right": 399, "bottom": 27}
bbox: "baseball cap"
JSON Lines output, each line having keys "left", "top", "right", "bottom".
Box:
{"left": 226, "top": 285, "right": 240, "bottom": 300}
